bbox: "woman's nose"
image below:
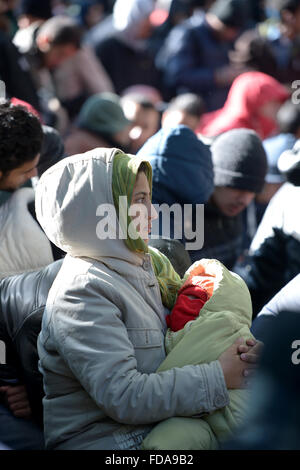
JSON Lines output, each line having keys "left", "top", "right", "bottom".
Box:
{"left": 150, "top": 203, "right": 158, "bottom": 221}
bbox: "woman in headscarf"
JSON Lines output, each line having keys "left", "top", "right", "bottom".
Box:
{"left": 198, "top": 71, "right": 289, "bottom": 140}
{"left": 35, "top": 147, "right": 259, "bottom": 450}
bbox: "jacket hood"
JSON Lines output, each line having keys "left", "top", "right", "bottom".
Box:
{"left": 185, "top": 258, "right": 252, "bottom": 324}
{"left": 137, "top": 125, "right": 214, "bottom": 205}
{"left": 200, "top": 71, "right": 289, "bottom": 139}
{"left": 35, "top": 147, "right": 149, "bottom": 265}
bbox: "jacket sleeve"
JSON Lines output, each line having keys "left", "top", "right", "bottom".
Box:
{"left": 76, "top": 47, "right": 114, "bottom": 95}
{"left": 52, "top": 273, "right": 229, "bottom": 425}
{"left": 251, "top": 274, "right": 300, "bottom": 341}
{"left": 245, "top": 228, "right": 288, "bottom": 317}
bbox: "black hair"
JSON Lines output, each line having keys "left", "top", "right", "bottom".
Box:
{"left": 37, "top": 15, "right": 83, "bottom": 48}
{"left": 137, "top": 161, "right": 149, "bottom": 174}
{"left": 121, "top": 94, "right": 157, "bottom": 112}
{"left": 275, "top": 0, "right": 300, "bottom": 13}
{"left": 167, "top": 93, "right": 205, "bottom": 117}
{"left": 0, "top": 102, "right": 43, "bottom": 174}
{"left": 277, "top": 101, "right": 300, "bottom": 134}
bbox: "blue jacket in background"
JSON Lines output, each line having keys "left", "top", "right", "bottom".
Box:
{"left": 158, "top": 15, "right": 232, "bottom": 110}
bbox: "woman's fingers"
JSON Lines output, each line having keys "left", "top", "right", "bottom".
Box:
{"left": 13, "top": 408, "right": 32, "bottom": 419}
{"left": 1, "top": 385, "right": 32, "bottom": 418}
{"left": 240, "top": 352, "right": 260, "bottom": 364}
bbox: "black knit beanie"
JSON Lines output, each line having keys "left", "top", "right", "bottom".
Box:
{"left": 211, "top": 129, "right": 267, "bottom": 193}
{"left": 209, "top": 0, "right": 249, "bottom": 29}
{"left": 19, "top": 0, "right": 52, "bottom": 19}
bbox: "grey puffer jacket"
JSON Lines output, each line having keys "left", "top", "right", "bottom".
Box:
{"left": 35, "top": 147, "right": 229, "bottom": 450}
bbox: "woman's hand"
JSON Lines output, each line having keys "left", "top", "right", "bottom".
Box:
{"left": 238, "top": 338, "right": 264, "bottom": 365}
{"left": 0, "top": 385, "right": 32, "bottom": 419}
{"left": 218, "top": 337, "right": 263, "bottom": 389}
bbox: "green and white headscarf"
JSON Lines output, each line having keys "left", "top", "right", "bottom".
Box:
{"left": 112, "top": 151, "right": 182, "bottom": 310}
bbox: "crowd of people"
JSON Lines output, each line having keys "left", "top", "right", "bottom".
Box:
{"left": 0, "top": 0, "right": 300, "bottom": 451}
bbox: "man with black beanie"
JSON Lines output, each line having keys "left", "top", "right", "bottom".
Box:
{"left": 161, "top": 0, "right": 251, "bottom": 110}
{"left": 189, "top": 128, "right": 267, "bottom": 270}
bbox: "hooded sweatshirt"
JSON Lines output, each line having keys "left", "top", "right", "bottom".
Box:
{"left": 113, "top": 0, "right": 155, "bottom": 51}
{"left": 137, "top": 125, "right": 214, "bottom": 206}
{"left": 198, "top": 71, "right": 289, "bottom": 139}
{"left": 35, "top": 147, "right": 229, "bottom": 450}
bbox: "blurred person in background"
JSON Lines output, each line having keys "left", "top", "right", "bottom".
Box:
{"left": 161, "top": 92, "right": 205, "bottom": 132}
{"left": 198, "top": 71, "right": 289, "bottom": 140}
{"left": 159, "top": 0, "right": 250, "bottom": 110}
{"left": 255, "top": 100, "right": 300, "bottom": 223}
{"left": 94, "top": 0, "right": 162, "bottom": 95}
{"left": 121, "top": 91, "right": 161, "bottom": 153}
{"left": 242, "top": 139, "right": 300, "bottom": 317}
{"left": 197, "top": 129, "right": 267, "bottom": 269}
{"left": 15, "top": 14, "right": 113, "bottom": 129}
{"left": 0, "top": 0, "right": 40, "bottom": 110}
{"left": 64, "top": 92, "right": 132, "bottom": 155}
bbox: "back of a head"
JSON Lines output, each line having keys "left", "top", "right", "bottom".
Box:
{"left": 137, "top": 125, "right": 214, "bottom": 204}
{"left": 277, "top": 101, "right": 300, "bottom": 135}
{"left": 0, "top": 102, "right": 43, "bottom": 175}
{"left": 208, "top": 0, "right": 250, "bottom": 29}
{"left": 167, "top": 93, "right": 205, "bottom": 118}
{"left": 275, "top": 0, "right": 300, "bottom": 14}
{"left": 18, "top": 0, "right": 52, "bottom": 20}
{"left": 229, "top": 30, "right": 277, "bottom": 77}
{"left": 113, "top": 0, "right": 154, "bottom": 36}
{"left": 37, "top": 15, "right": 83, "bottom": 48}
{"left": 212, "top": 128, "right": 268, "bottom": 193}
{"left": 148, "top": 237, "right": 192, "bottom": 277}
{"left": 121, "top": 85, "right": 162, "bottom": 105}
{"left": 121, "top": 93, "right": 157, "bottom": 112}
{"left": 138, "top": 125, "right": 210, "bottom": 163}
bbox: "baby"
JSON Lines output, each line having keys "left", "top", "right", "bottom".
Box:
{"left": 142, "top": 258, "right": 254, "bottom": 450}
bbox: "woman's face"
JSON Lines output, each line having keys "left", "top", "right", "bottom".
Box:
{"left": 130, "top": 171, "right": 158, "bottom": 243}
